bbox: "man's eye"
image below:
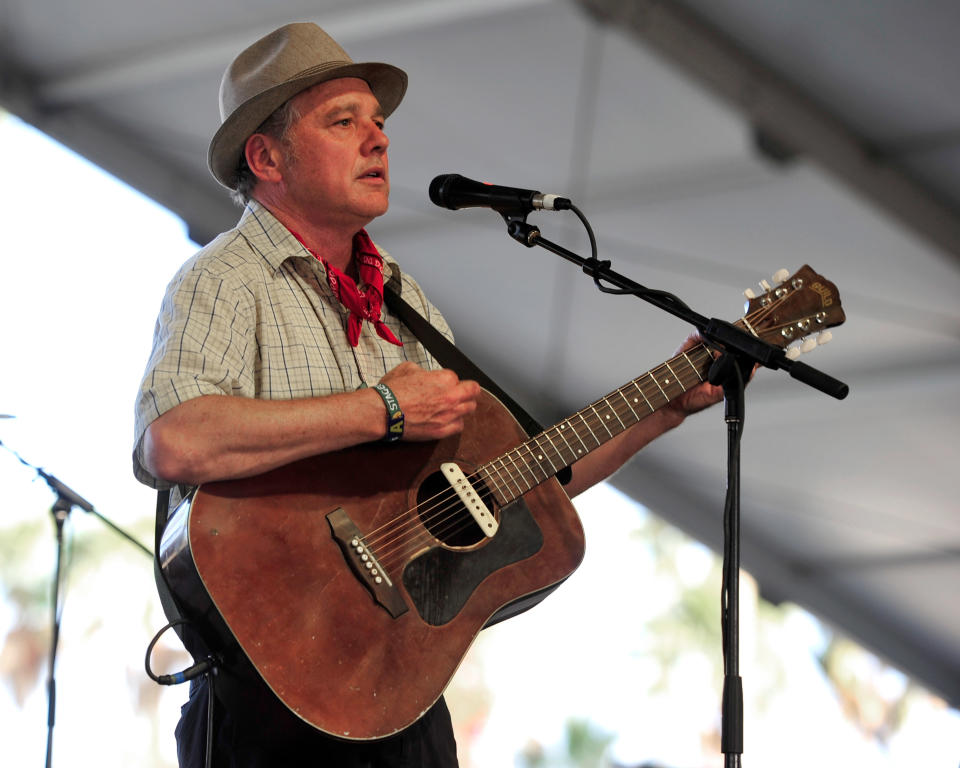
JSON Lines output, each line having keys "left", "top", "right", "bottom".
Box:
{"left": 337, "top": 118, "right": 352, "bottom": 127}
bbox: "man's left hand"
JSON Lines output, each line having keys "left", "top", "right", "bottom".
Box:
{"left": 664, "top": 333, "right": 726, "bottom": 419}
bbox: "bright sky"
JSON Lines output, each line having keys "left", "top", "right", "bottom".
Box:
{"left": 1, "top": 112, "right": 958, "bottom": 767}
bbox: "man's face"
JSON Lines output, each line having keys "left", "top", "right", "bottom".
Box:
{"left": 278, "top": 77, "right": 391, "bottom": 229}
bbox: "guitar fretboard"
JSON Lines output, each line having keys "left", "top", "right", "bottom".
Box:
{"left": 478, "top": 344, "right": 714, "bottom": 505}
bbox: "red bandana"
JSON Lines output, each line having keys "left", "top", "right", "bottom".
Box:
{"left": 292, "top": 229, "right": 402, "bottom": 348}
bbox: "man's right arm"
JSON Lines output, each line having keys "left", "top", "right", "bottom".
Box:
{"left": 143, "top": 362, "right": 480, "bottom": 486}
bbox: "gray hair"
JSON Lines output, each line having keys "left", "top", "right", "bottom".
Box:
{"left": 229, "top": 99, "right": 302, "bottom": 206}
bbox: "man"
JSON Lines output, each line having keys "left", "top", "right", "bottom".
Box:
{"left": 134, "top": 22, "right": 722, "bottom": 768}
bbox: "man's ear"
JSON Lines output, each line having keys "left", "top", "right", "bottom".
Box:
{"left": 244, "top": 133, "right": 285, "bottom": 183}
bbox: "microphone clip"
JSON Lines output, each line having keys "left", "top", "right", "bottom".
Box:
{"left": 505, "top": 217, "right": 540, "bottom": 248}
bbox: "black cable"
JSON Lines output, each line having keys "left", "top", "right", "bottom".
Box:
{"left": 569, "top": 203, "right": 597, "bottom": 262}
{"left": 205, "top": 670, "right": 215, "bottom": 768}
{"left": 144, "top": 619, "right": 219, "bottom": 685}
{"left": 145, "top": 619, "right": 219, "bottom": 768}
{"left": 566, "top": 204, "right": 695, "bottom": 317}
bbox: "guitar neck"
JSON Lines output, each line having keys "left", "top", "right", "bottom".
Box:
{"left": 478, "top": 343, "right": 714, "bottom": 506}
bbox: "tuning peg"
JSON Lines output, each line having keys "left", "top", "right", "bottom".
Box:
{"left": 772, "top": 269, "right": 790, "bottom": 284}
{"left": 743, "top": 288, "right": 756, "bottom": 299}
{"left": 759, "top": 279, "right": 772, "bottom": 292}
{"left": 817, "top": 330, "right": 833, "bottom": 345}
{"left": 785, "top": 346, "right": 801, "bottom": 360}
{"left": 800, "top": 337, "right": 817, "bottom": 354}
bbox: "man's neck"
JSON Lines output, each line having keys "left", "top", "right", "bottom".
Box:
{"left": 252, "top": 194, "right": 365, "bottom": 273}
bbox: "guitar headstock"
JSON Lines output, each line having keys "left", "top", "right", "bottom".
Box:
{"left": 741, "top": 265, "right": 846, "bottom": 359}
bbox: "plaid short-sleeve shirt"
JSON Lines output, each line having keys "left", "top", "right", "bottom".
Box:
{"left": 133, "top": 201, "right": 453, "bottom": 488}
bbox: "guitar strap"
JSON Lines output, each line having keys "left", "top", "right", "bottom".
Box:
{"left": 154, "top": 489, "right": 171, "bottom": 613}
{"left": 384, "top": 274, "right": 571, "bottom": 486}
{"left": 156, "top": 483, "right": 218, "bottom": 656}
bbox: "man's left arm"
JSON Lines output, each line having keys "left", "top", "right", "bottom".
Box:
{"left": 564, "top": 334, "right": 725, "bottom": 498}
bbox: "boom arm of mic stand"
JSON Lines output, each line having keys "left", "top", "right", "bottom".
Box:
{"left": 35, "top": 468, "right": 153, "bottom": 557}
{"left": 704, "top": 320, "right": 849, "bottom": 400}
{"left": 508, "top": 220, "right": 849, "bottom": 400}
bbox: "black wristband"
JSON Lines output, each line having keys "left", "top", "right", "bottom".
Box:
{"left": 373, "top": 382, "right": 404, "bottom": 442}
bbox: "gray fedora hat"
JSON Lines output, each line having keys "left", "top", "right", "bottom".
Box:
{"left": 208, "top": 22, "right": 407, "bottom": 188}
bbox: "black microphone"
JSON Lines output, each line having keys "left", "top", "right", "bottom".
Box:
{"left": 429, "top": 174, "right": 571, "bottom": 215}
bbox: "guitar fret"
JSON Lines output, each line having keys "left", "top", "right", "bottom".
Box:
{"left": 562, "top": 419, "right": 590, "bottom": 458}
{"left": 551, "top": 424, "right": 581, "bottom": 465}
{"left": 535, "top": 434, "right": 562, "bottom": 474}
{"left": 495, "top": 456, "right": 526, "bottom": 498}
{"left": 604, "top": 396, "right": 628, "bottom": 430}
{"left": 646, "top": 371, "right": 669, "bottom": 404}
{"left": 588, "top": 405, "right": 615, "bottom": 438}
{"left": 478, "top": 465, "right": 506, "bottom": 504}
{"left": 682, "top": 351, "right": 706, "bottom": 381}
{"left": 522, "top": 440, "right": 555, "bottom": 479}
{"left": 575, "top": 411, "right": 602, "bottom": 447}
{"left": 617, "top": 389, "right": 641, "bottom": 423}
{"left": 506, "top": 449, "right": 537, "bottom": 491}
{"left": 663, "top": 360, "right": 686, "bottom": 392}
{"left": 630, "top": 381, "right": 655, "bottom": 413}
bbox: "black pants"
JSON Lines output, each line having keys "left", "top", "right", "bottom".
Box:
{"left": 175, "top": 677, "right": 459, "bottom": 767}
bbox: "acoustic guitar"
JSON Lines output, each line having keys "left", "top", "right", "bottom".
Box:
{"left": 160, "top": 265, "right": 845, "bottom": 740}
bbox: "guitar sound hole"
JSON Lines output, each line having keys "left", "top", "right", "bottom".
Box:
{"left": 416, "top": 469, "right": 497, "bottom": 548}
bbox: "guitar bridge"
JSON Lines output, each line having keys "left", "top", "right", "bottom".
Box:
{"left": 327, "top": 507, "right": 408, "bottom": 619}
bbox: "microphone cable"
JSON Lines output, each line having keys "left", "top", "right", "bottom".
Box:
{"left": 145, "top": 619, "right": 219, "bottom": 768}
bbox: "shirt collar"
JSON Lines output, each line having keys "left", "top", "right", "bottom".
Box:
{"left": 237, "top": 200, "right": 400, "bottom": 283}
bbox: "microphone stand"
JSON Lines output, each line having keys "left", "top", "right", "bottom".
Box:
{"left": 1, "top": 439, "right": 151, "bottom": 768}
{"left": 503, "top": 216, "right": 848, "bottom": 767}
{"left": 505, "top": 218, "right": 848, "bottom": 400}
{"left": 45, "top": 492, "right": 69, "bottom": 768}
{"left": 34, "top": 467, "right": 152, "bottom": 557}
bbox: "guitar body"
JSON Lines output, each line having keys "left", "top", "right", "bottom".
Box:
{"left": 160, "top": 390, "right": 586, "bottom": 741}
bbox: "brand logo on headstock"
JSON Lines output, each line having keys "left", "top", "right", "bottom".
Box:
{"left": 811, "top": 282, "right": 834, "bottom": 306}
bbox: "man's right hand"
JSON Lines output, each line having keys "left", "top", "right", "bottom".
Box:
{"left": 378, "top": 362, "right": 481, "bottom": 441}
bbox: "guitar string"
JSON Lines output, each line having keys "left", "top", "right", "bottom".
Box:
{"left": 369, "top": 314, "right": 795, "bottom": 570}
{"left": 374, "top": 358, "right": 713, "bottom": 572}
{"left": 370, "top": 350, "right": 713, "bottom": 571}
{"left": 363, "top": 344, "right": 714, "bottom": 555}
{"left": 375, "top": 331, "right": 830, "bottom": 571}
{"left": 368, "top": 323, "right": 774, "bottom": 569}
{"left": 365, "top": 301, "right": 806, "bottom": 570}
{"left": 362, "top": 340, "right": 717, "bottom": 552}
